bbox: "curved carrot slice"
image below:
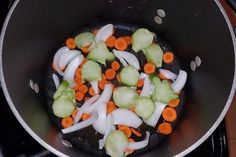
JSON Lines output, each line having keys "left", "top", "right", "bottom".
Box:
{"left": 81, "top": 45, "right": 90, "bottom": 54}
{"left": 61, "top": 117, "right": 74, "bottom": 128}
{"left": 78, "top": 84, "right": 88, "bottom": 93}
{"left": 107, "top": 101, "right": 117, "bottom": 114}
{"left": 105, "top": 35, "right": 116, "bottom": 48}
{"left": 163, "top": 52, "right": 174, "bottom": 64}
{"left": 99, "top": 80, "right": 107, "bottom": 90}
{"left": 66, "top": 38, "right": 76, "bottom": 49}
{"left": 157, "top": 122, "right": 172, "bottom": 135}
{"left": 162, "top": 107, "right": 177, "bottom": 122}
{"left": 114, "top": 37, "right": 128, "bottom": 51}
{"left": 131, "top": 128, "right": 142, "bottom": 137}
{"left": 124, "top": 36, "right": 132, "bottom": 45}
{"left": 119, "top": 125, "right": 132, "bottom": 138}
{"left": 89, "top": 87, "right": 96, "bottom": 96}
{"left": 136, "top": 79, "right": 144, "bottom": 87}
{"left": 75, "top": 91, "right": 85, "bottom": 101}
{"left": 111, "top": 61, "right": 120, "bottom": 71}
{"left": 168, "top": 99, "right": 180, "bottom": 107}
{"left": 105, "top": 69, "right": 116, "bottom": 80}
{"left": 157, "top": 73, "right": 167, "bottom": 80}
{"left": 82, "top": 113, "right": 91, "bottom": 121}
{"left": 102, "top": 74, "right": 107, "bottom": 81}
{"left": 72, "top": 108, "right": 79, "bottom": 119}
{"left": 144, "top": 63, "right": 156, "bottom": 74}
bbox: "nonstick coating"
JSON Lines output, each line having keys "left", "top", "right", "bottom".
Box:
{"left": 45, "top": 23, "right": 186, "bottom": 156}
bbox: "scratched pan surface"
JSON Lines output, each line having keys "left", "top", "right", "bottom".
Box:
{"left": 45, "top": 23, "right": 186, "bottom": 156}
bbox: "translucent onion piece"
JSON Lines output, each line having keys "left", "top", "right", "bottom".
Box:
{"left": 58, "top": 50, "right": 81, "bottom": 70}
{"left": 113, "top": 54, "right": 128, "bottom": 67}
{"left": 171, "top": 70, "right": 187, "bottom": 93}
{"left": 144, "top": 102, "right": 167, "bottom": 127}
{"left": 62, "top": 112, "right": 98, "bottom": 134}
{"left": 52, "top": 73, "right": 60, "bottom": 89}
{"left": 127, "top": 131, "right": 150, "bottom": 150}
{"left": 92, "top": 102, "right": 107, "bottom": 134}
{"left": 112, "top": 109, "right": 142, "bottom": 128}
{"left": 159, "top": 68, "right": 177, "bottom": 81}
{"left": 113, "top": 49, "right": 140, "bottom": 70}
{"left": 140, "top": 73, "right": 152, "bottom": 97}
{"left": 85, "top": 84, "right": 113, "bottom": 113}
{"left": 95, "top": 24, "right": 114, "bottom": 42}
{"left": 63, "top": 55, "right": 84, "bottom": 87}
{"left": 52, "top": 46, "right": 69, "bottom": 75}
{"left": 74, "top": 95, "right": 100, "bottom": 124}
{"left": 90, "top": 81, "right": 99, "bottom": 94}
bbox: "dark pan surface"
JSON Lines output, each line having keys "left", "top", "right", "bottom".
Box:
{"left": 44, "top": 23, "right": 186, "bottom": 156}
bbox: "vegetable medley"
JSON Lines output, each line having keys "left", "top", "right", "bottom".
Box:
{"left": 50, "top": 24, "right": 187, "bottom": 157}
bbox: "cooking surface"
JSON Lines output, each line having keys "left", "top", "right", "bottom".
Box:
{"left": 0, "top": 0, "right": 233, "bottom": 157}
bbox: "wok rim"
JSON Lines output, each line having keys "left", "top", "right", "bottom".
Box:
{"left": 0, "top": 0, "right": 235, "bottom": 157}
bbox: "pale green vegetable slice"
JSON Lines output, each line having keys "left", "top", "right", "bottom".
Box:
{"left": 81, "top": 60, "right": 102, "bottom": 82}
{"left": 135, "top": 97, "right": 155, "bottom": 119}
{"left": 120, "top": 66, "right": 139, "bottom": 86}
{"left": 74, "top": 32, "right": 94, "bottom": 48}
{"left": 53, "top": 80, "right": 69, "bottom": 99}
{"left": 143, "top": 43, "right": 163, "bottom": 67}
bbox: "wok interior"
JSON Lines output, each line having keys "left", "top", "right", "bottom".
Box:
{"left": 1, "top": 0, "right": 235, "bottom": 156}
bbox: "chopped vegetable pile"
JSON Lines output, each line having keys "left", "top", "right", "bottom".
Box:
{"left": 50, "top": 24, "right": 187, "bottom": 156}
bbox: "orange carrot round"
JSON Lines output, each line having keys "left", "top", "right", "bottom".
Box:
{"left": 119, "top": 125, "right": 132, "bottom": 138}
{"left": 89, "top": 87, "right": 96, "bottom": 96}
{"left": 111, "top": 61, "right": 120, "bottom": 71}
{"left": 144, "top": 63, "right": 156, "bottom": 74}
{"left": 66, "top": 38, "right": 76, "bottom": 49}
{"left": 81, "top": 45, "right": 90, "bottom": 53}
{"left": 107, "top": 101, "right": 117, "bottom": 114}
{"left": 105, "top": 36, "right": 116, "bottom": 48}
{"left": 131, "top": 128, "right": 142, "bottom": 137}
{"left": 75, "top": 91, "right": 85, "bottom": 101}
{"left": 162, "top": 107, "right": 177, "bottom": 122}
{"left": 82, "top": 113, "right": 91, "bottom": 121}
{"left": 99, "top": 80, "right": 107, "bottom": 90}
{"left": 163, "top": 52, "right": 174, "bottom": 64}
{"left": 73, "top": 84, "right": 80, "bottom": 91}
{"left": 114, "top": 37, "right": 128, "bottom": 51}
{"left": 157, "top": 122, "right": 172, "bottom": 135}
{"left": 124, "top": 36, "right": 132, "bottom": 45}
{"left": 78, "top": 84, "right": 88, "bottom": 93}
{"left": 168, "top": 99, "right": 180, "bottom": 107}
{"left": 102, "top": 74, "right": 107, "bottom": 81}
{"left": 136, "top": 79, "right": 144, "bottom": 87}
{"left": 61, "top": 117, "right": 74, "bottom": 128}
{"left": 72, "top": 108, "right": 79, "bottom": 119}
{"left": 105, "top": 69, "right": 116, "bottom": 80}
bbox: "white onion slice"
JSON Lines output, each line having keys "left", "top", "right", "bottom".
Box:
{"left": 63, "top": 55, "right": 84, "bottom": 87}
{"left": 112, "top": 109, "right": 142, "bottom": 128}
{"left": 74, "top": 95, "right": 100, "bottom": 124}
{"left": 52, "top": 73, "right": 60, "bottom": 89}
{"left": 85, "top": 84, "right": 113, "bottom": 113}
{"left": 114, "top": 54, "right": 128, "bottom": 67}
{"left": 95, "top": 24, "right": 114, "bottom": 42}
{"left": 90, "top": 81, "right": 99, "bottom": 94}
{"left": 62, "top": 112, "right": 98, "bottom": 134}
{"left": 99, "top": 114, "right": 115, "bottom": 149}
{"left": 58, "top": 50, "right": 81, "bottom": 70}
{"left": 140, "top": 73, "right": 152, "bottom": 97}
{"left": 113, "top": 49, "right": 140, "bottom": 70}
{"left": 171, "top": 70, "right": 187, "bottom": 93}
{"left": 92, "top": 102, "right": 107, "bottom": 134}
{"left": 127, "top": 131, "right": 150, "bottom": 150}
{"left": 159, "top": 69, "right": 177, "bottom": 81}
{"left": 52, "top": 46, "right": 69, "bottom": 75}
{"left": 144, "top": 102, "right": 167, "bottom": 127}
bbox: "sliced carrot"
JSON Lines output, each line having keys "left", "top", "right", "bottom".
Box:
{"left": 82, "top": 113, "right": 91, "bottom": 121}
{"left": 131, "top": 128, "right": 142, "bottom": 137}
{"left": 61, "top": 117, "right": 74, "bottom": 128}
{"left": 163, "top": 52, "right": 174, "bottom": 64}
{"left": 78, "top": 84, "right": 88, "bottom": 93}
{"left": 73, "top": 84, "right": 80, "bottom": 91}
{"left": 116, "top": 73, "right": 121, "bottom": 83}
{"left": 124, "top": 36, "right": 132, "bottom": 45}
{"left": 81, "top": 45, "right": 90, "bottom": 54}
{"left": 105, "top": 69, "right": 116, "bottom": 80}
{"left": 114, "top": 37, "right": 128, "bottom": 51}
{"left": 66, "top": 38, "right": 76, "bottom": 49}
{"left": 92, "top": 29, "right": 99, "bottom": 35}
{"left": 119, "top": 125, "right": 132, "bottom": 138}
{"left": 136, "top": 79, "right": 144, "bottom": 87}
{"left": 162, "top": 107, "right": 177, "bottom": 122}
{"left": 107, "top": 101, "right": 117, "bottom": 114}
{"left": 102, "top": 74, "right": 107, "bottom": 81}
{"left": 111, "top": 61, "right": 120, "bottom": 71}
{"left": 84, "top": 96, "right": 90, "bottom": 101}
{"left": 75, "top": 91, "right": 85, "bottom": 101}
{"left": 157, "top": 73, "right": 167, "bottom": 80}
{"left": 168, "top": 98, "right": 180, "bottom": 107}
{"left": 99, "top": 79, "right": 107, "bottom": 90}
{"left": 157, "top": 122, "right": 172, "bottom": 135}
{"left": 144, "top": 63, "right": 156, "bottom": 74}
{"left": 72, "top": 108, "right": 79, "bottom": 119}
{"left": 136, "top": 90, "right": 142, "bottom": 95}
{"left": 75, "top": 68, "right": 82, "bottom": 79}
{"left": 105, "top": 35, "right": 116, "bottom": 48}
{"left": 89, "top": 87, "right": 96, "bottom": 96}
